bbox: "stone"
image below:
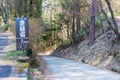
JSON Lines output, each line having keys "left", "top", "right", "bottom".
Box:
{"left": 18, "top": 56, "right": 29, "bottom": 62}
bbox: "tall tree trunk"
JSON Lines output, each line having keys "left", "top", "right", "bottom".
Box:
{"left": 1, "top": 1, "right": 6, "bottom": 24}
{"left": 67, "top": 23, "right": 70, "bottom": 39}
{"left": 9, "top": 2, "right": 13, "bottom": 24}
{"left": 76, "top": 0, "right": 81, "bottom": 41}
{"left": 105, "top": 0, "right": 120, "bottom": 39}
{"left": 99, "top": 0, "right": 112, "bottom": 26}
{"left": 23, "top": 0, "right": 28, "bottom": 17}
{"left": 29, "top": 0, "right": 33, "bottom": 17}
{"left": 71, "top": 3, "right": 75, "bottom": 44}
{"left": 76, "top": 0, "right": 81, "bottom": 33}
{"left": 36, "top": 0, "right": 42, "bottom": 18}
{"left": 89, "top": 0, "right": 96, "bottom": 45}
{"left": 96, "top": 0, "right": 104, "bottom": 33}
{"left": 5, "top": 0, "right": 9, "bottom": 24}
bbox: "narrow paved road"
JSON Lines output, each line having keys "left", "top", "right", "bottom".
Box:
{"left": 43, "top": 56, "right": 120, "bottom": 80}
{"left": 0, "top": 32, "right": 27, "bottom": 80}
{"left": 0, "top": 33, "right": 12, "bottom": 79}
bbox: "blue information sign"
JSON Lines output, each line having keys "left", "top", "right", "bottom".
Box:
{"left": 16, "top": 18, "right": 29, "bottom": 50}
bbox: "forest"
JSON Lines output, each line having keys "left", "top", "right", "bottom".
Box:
{"left": 0, "top": 0, "right": 120, "bottom": 50}
{"left": 0, "top": 0, "right": 120, "bottom": 79}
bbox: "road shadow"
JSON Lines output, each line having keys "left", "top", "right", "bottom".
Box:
{"left": 0, "top": 35, "right": 9, "bottom": 54}
{"left": 0, "top": 66, "right": 12, "bottom": 77}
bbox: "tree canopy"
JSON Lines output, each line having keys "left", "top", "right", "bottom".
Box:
{"left": 0, "top": 0, "right": 120, "bottom": 51}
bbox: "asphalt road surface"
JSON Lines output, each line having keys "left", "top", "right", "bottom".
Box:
{"left": 43, "top": 56, "right": 120, "bottom": 80}
{"left": 0, "top": 32, "right": 27, "bottom": 80}
{"left": 0, "top": 33, "right": 12, "bottom": 78}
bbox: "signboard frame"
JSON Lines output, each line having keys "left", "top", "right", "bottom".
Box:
{"left": 15, "top": 17, "right": 29, "bottom": 50}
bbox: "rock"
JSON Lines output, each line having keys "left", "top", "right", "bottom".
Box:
{"left": 18, "top": 56, "right": 29, "bottom": 62}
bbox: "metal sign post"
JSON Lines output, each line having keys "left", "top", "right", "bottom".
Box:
{"left": 15, "top": 18, "right": 29, "bottom": 53}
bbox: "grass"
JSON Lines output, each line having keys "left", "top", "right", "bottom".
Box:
{"left": 28, "top": 56, "right": 49, "bottom": 80}
{"left": 28, "top": 66, "right": 44, "bottom": 80}
{"left": 17, "top": 62, "right": 30, "bottom": 73}
{"left": 0, "top": 24, "right": 12, "bottom": 32}
{"left": 6, "top": 50, "right": 21, "bottom": 60}
{"left": 6, "top": 50, "right": 29, "bottom": 60}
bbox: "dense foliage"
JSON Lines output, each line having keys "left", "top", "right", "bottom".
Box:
{"left": 0, "top": 0, "right": 120, "bottom": 52}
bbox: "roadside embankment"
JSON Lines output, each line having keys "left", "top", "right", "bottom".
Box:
{"left": 52, "top": 30, "right": 120, "bottom": 73}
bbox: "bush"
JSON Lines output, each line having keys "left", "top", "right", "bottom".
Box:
{"left": 29, "top": 18, "right": 44, "bottom": 52}
{"left": 73, "top": 27, "right": 89, "bottom": 43}
{"left": 58, "top": 40, "right": 70, "bottom": 47}
{"left": 0, "top": 23, "right": 12, "bottom": 32}
{"left": 6, "top": 50, "right": 21, "bottom": 60}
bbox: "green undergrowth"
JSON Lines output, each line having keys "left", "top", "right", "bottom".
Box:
{"left": 0, "top": 24, "right": 12, "bottom": 32}
{"left": 28, "top": 56, "right": 46, "bottom": 80}
{"left": 28, "top": 67, "right": 44, "bottom": 80}
{"left": 6, "top": 50, "right": 21, "bottom": 60}
{"left": 58, "top": 40, "right": 70, "bottom": 48}
{"left": 6, "top": 50, "right": 29, "bottom": 61}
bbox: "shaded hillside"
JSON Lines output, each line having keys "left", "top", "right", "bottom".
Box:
{"left": 52, "top": 30, "right": 120, "bottom": 73}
